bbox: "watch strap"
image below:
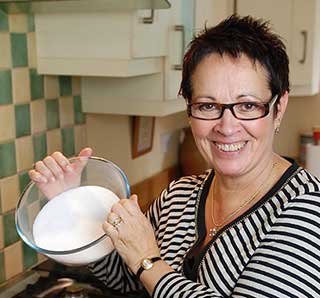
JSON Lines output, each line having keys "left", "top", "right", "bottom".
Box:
{"left": 136, "top": 257, "right": 161, "bottom": 280}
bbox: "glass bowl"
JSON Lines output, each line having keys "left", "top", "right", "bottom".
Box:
{"left": 15, "top": 156, "right": 130, "bottom": 266}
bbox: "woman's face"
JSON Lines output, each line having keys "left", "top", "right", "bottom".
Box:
{"left": 189, "top": 53, "right": 287, "bottom": 178}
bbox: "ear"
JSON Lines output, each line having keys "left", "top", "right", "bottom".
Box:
{"left": 275, "top": 91, "right": 289, "bottom": 125}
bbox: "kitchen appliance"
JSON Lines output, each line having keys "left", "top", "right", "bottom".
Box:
{"left": 1, "top": 260, "right": 148, "bottom": 298}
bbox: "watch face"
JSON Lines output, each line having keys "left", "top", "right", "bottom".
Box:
{"left": 142, "top": 258, "right": 153, "bottom": 270}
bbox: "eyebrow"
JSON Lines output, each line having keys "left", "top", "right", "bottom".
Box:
{"left": 192, "top": 94, "right": 263, "bottom": 101}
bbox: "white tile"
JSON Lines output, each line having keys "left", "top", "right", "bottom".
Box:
{"left": 4, "top": 242, "right": 23, "bottom": 280}
{"left": 59, "top": 96, "right": 74, "bottom": 127}
{"left": 27, "top": 32, "right": 37, "bottom": 68}
{"left": 12, "top": 68, "right": 31, "bottom": 104}
{"left": 15, "top": 136, "right": 34, "bottom": 172}
{"left": 74, "top": 124, "right": 87, "bottom": 154}
{"left": 0, "top": 175, "right": 20, "bottom": 213}
{"left": 0, "top": 215, "right": 3, "bottom": 250}
{"left": 8, "top": 14, "right": 28, "bottom": 33}
{"left": 72, "top": 77, "right": 81, "bottom": 95}
{"left": 47, "top": 129, "right": 62, "bottom": 154}
{"left": 30, "top": 100, "right": 46, "bottom": 134}
{"left": 0, "top": 105, "right": 15, "bottom": 142}
{"left": 44, "top": 76, "right": 59, "bottom": 99}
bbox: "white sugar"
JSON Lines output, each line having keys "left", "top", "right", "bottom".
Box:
{"left": 33, "top": 185, "right": 119, "bottom": 265}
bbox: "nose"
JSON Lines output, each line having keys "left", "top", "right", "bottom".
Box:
{"left": 215, "top": 108, "right": 240, "bottom": 136}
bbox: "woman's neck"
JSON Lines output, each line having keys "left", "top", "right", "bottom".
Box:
{"left": 212, "top": 154, "right": 290, "bottom": 212}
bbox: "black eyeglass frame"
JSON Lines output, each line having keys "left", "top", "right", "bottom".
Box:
{"left": 187, "top": 94, "right": 279, "bottom": 121}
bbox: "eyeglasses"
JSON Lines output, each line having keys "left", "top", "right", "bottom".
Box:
{"left": 187, "top": 94, "right": 278, "bottom": 121}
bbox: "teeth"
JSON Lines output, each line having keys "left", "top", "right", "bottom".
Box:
{"left": 215, "top": 142, "right": 246, "bottom": 152}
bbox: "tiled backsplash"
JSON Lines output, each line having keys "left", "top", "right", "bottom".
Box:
{"left": 0, "top": 11, "right": 87, "bottom": 284}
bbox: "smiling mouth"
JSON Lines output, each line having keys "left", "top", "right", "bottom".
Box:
{"left": 214, "top": 141, "right": 247, "bottom": 152}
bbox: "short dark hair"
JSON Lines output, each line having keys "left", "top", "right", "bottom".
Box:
{"left": 179, "top": 14, "right": 290, "bottom": 106}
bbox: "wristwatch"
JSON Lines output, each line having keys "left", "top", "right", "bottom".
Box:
{"left": 136, "top": 257, "right": 161, "bottom": 280}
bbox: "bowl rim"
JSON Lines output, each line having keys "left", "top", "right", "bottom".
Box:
{"left": 15, "top": 156, "right": 130, "bottom": 255}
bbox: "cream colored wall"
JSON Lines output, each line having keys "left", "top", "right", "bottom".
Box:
{"left": 86, "top": 111, "right": 188, "bottom": 185}
{"left": 274, "top": 93, "right": 320, "bottom": 158}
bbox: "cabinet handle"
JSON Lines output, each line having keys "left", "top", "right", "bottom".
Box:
{"left": 142, "top": 9, "right": 154, "bottom": 24}
{"left": 172, "top": 25, "right": 185, "bottom": 71}
{"left": 299, "top": 30, "right": 307, "bottom": 64}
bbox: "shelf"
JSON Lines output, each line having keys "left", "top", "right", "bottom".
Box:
{"left": 0, "top": 0, "right": 171, "bottom": 14}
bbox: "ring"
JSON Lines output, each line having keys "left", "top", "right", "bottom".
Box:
{"left": 111, "top": 216, "right": 123, "bottom": 230}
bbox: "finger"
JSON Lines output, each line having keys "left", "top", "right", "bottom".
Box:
{"left": 118, "top": 196, "right": 140, "bottom": 216}
{"left": 102, "top": 221, "right": 118, "bottom": 241}
{"left": 107, "top": 212, "right": 124, "bottom": 234}
{"left": 130, "top": 194, "right": 139, "bottom": 206}
{"left": 29, "top": 169, "right": 48, "bottom": 183}
{"left": 34, "top": 161, "right": 56, "bottom": 182}
{"left": 111, "top": 202, "right": 131, "bottom": 219}
{"left": 42, "top": 156, "right": 65, "bottom": 180}
{"left": 107, "top": 211, "right": 123, "bottom": 224}
{"left": 51, "top": 151, "right": 72, "bottom": 172}
{"left": 78, "top": 147, "right": 93, "bottom": 158}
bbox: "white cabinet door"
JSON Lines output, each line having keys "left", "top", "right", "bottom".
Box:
{"left": 290, "top": 0, "right": 320, "bottom": 95}
{"left": 82, "top": 0, "right": 195, "bottom": 116}
{"left": 236, "top": 0, "right": 320, "bottom": 96}
{"left": 35, "top": 9, "right": 169, "bottom": 77}
{"left": 195, "top": 0, "right": 233, "bottom": 32}
{"left": 165, "top": 0, "right": 195, "bottom": 101}
{"left": 132, "top": 8, "right": 170, "bottom": 58}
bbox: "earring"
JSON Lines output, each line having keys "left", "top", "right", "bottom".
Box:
{"left": 275, "top": 124, "right": 280, "bottom": 134}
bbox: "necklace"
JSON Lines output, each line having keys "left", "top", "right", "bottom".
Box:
{"left": 208, "top": 161, "right": 278, "bottom": 237}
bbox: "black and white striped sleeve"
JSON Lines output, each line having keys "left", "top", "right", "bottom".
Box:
{"left": 233, "top": 192, "right": 320, "bottom": 297}
{"left": 88, "top": 250, "right": 142, "bottom": 292}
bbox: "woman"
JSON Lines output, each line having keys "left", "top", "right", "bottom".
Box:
{"left": 30, "top": 15, "right": 320, "bottom": 297}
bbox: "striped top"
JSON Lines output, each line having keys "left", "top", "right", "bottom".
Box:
{"left": 90, "top": 161, "right": 320, "bottom": 297}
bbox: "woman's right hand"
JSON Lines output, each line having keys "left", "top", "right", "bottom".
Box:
{"left": 28, "top": 147, "right": 93, "bottom": 199}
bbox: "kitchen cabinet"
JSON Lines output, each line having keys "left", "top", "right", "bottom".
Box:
{"left": 195, "top": 0, "right": 233, "bottom": 31}
{"left": 82, "top": 0, "right": 195, "bottom": 116}
{"left": 235, "top": 0, "right": 320, "bottom": 96}
{"left": 35, "top": 3, "right": 171, "bottom": 77}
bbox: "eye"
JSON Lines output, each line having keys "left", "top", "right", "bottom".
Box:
{"left": 197, "top": 103, "right": 219, "bottom": 112}
{"left": 237, "top": 102, "right": 262, "bottom": 112}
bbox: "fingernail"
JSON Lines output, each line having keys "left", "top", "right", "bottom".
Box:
{"left": 50, "top": 176, "right": 56, "bottom": 182}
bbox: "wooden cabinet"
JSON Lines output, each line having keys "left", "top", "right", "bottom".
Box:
{"left": 235, "top": 0, "right": 320, "bottom": 96}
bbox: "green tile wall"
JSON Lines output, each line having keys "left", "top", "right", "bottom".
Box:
{"left": 15, "top": 104, "right": 31, "bottom": 137}
{"left": 18, "top": 171, "right": 30, "bottom": 194}
{"left": 22, "top": 242, "right": 38, "bottom": 269}
{"left": 0, "top": 70, "right": 12, "bottom": 105}
{"left": 59, "top": 76, "right": 72, "bottom": 96}
{"left": 62, "top": 127, "right": 75, "bottom": 157}
{"left": 30, "top": 69, "right": 44, "bottom": 100}
{"left": 0, "top": 142, "right": 17, "bottom": 178}
{"left": 0, "top": 11, "right": 87, "bottom": 284}
{"left": 27, "top": 14, "right": 35, "bottom": 32}
{"left": 11, "top": 33, "right": 28, "bottom": 68}
{"left": 3, "top": 211, "right": 19, "bottom": 247}
{"left": 33, "top": 133, "right": 47, "bottom": 162}
{"left": 46, "top": 99, "right": 60, "bottom": 129}
{"left": 73, "top": 95, "right": 85, "bottom": 124}
{"left": 0, "top": 10, "right": 8, "bottom": 31}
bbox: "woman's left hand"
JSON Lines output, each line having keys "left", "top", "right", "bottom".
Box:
{"left": 103, "top": 195, "right": 160, "bottom": 275}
